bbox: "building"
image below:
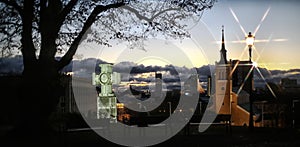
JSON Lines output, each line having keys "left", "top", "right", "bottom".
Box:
{"left": 213, "top": 26, "right": 260, "bottom": 127}
{"left": 280, "top": 78, "right": 300, "bottom": 94}
{"left": 214, "top": 26, "right": 231, "bottom": 115}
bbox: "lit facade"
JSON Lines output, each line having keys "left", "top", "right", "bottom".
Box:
{"left": 214, "top": 26, "right": 232, "bottom": 115}
{"left": 214, "top": 27, "right": 259, "bottom": 126}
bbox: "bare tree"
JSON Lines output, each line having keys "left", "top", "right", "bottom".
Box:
{"left": 0, "top": 0, "right": 215, "bottom": 135}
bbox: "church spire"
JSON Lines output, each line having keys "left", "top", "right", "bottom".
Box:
{"left": 220, "top": 25, "right": 228, "bottom": 64}
{"left": 221, "top": 25, "right": 226, "bottom": 50}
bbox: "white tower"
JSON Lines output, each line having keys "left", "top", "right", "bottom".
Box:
{"left": 215, "top": 26, "right": 232, "bottom": 115}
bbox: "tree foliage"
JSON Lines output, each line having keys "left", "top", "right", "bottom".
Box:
{"left": 0, "top": 0, "right": 215, "bottom": 71}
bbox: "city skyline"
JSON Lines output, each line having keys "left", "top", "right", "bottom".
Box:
{"left": 77, "top": 0, "right": 300, "bottom": 70}
{"left": 2, "top": 1, "right": 300, "bottom": 146}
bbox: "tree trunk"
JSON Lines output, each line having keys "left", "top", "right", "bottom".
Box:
{"left": 13, "top": 60, "right": 63, "bottom": 139}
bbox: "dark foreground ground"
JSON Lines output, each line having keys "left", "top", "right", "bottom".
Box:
{"left": 1, "top": 125, "right": 300, "bottom": 147}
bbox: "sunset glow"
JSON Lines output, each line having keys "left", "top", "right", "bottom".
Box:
{"left": 75, "top": 1, "right": 300, "bottom": 71}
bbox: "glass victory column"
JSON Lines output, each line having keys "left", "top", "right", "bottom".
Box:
{"left": 92, "top": 64, "right": 120, "bottom": 123}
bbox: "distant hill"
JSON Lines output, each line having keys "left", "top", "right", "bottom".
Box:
{"left": 0, "top": 55, "right": 23, "bottom": 75}
{"left": 1, "top": 56, "right": 299, "bottom": 84}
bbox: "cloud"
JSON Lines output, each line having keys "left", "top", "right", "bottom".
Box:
{"left": 1, "top": 56, "right": 299, "bottom": 87}
{"left": 0, "top": 55, "right": 23, "bottom": 75}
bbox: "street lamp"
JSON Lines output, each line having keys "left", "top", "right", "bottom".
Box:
{"left": 246, "top": 32, "right": 255, "bottom": 62}
{"left": 168, "top": 102, "right": 171, "bottom": 117}
{"left": 292, "top": 99, "right": 299, "bottom": 128}
{"left": 246, "top": 32, "right": 255, "bottom": 130}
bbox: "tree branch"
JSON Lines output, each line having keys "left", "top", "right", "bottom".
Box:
{"left": 21, "top": 0, "right": 37, "bottom": 72}
{"left": 57, "top": 0, "right": 78, "bottom": 28}
{"left": 0, "top": 0, "right": 23, "bottom": 16}
{"left": 151, "top": 7, "right": 181, "bottom": 22}
{"left": 0, "top": 21, "right": 21, "bottom": 27}
{"left": 57, "top": 2, "right": 125, "bottom": 70}
{"left": 122, "top": 5, "right": 182, "bottom": 23}
{"left": 122, "top": 5, "right": 152, "bottom": 22}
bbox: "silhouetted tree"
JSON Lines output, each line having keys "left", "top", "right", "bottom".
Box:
{"left": 0, "top": 0, "right": 215, "bottom": 136}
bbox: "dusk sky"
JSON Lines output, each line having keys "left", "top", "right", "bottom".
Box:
{"left": 77, "top": 0, "right": 300, "bottom": 70}
{"left": 201, "top": 0, "right": 300, "bottom": 70}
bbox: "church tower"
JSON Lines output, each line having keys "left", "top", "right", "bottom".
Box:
{"left": 215, "top": 26, "right": 232, "bottom": 115}
{"left": 219, "top": 25, "right": 228, "bottom": 64}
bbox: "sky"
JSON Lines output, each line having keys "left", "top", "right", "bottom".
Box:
{"left": 77, "top": 0, "right": 300, "bottom": 70}
{"left": 200, "top": 0, "right": 300, "bottom": 70}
